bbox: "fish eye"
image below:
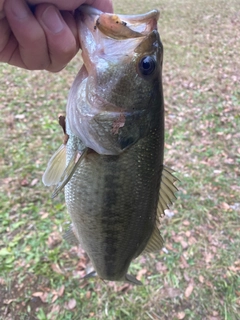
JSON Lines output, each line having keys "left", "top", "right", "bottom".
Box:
{"left": 138, "top": 56, "right": 156, "bottom": 76}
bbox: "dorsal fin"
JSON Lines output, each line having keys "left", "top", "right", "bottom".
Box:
{"left": 143, "top": 225, "right": 164, "bottom": 254}
{"left": 157, "top": 166, "right": 179, "bottom": 218}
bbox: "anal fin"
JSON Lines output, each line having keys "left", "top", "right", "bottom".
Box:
{"left": 143, "top": 225, "right": 164, "bottom": 254}
{"left": 63, "top": 224, "right": 79, "bottom": 246}
{"left": 157, "top": 165, "right": 179, "bottom": 218}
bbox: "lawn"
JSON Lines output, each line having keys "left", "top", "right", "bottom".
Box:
{"left": 0, "top": 0, "right": 239, "bottom": 319}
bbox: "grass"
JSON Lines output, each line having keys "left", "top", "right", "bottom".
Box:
{"left": 0, "top": 0, "right": 240, "bottom": 319}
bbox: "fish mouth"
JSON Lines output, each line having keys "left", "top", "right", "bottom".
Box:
{"left": 76, "top": 6, "right": 160, "bottom": 71}
{"left": 78, "top": 5, "right": 159, "bottom": 39}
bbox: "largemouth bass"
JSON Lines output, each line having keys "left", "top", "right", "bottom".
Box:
{"left": 43, "top": 5, "right": 178, "bottom": 285}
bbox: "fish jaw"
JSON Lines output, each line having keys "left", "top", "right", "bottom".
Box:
{"left": 66, "top": 6, "right": 164, "bottom": 155}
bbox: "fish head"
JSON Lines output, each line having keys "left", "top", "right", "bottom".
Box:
{"left": 68, "top": 6, "right": 164, "bottom": 154}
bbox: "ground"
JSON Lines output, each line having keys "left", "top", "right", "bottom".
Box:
{"left": 0, "top": 0, "right": 239, "bottom": 319}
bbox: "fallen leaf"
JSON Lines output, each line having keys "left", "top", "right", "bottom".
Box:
{"left": 180, "top": 255, "right": 189, "bottom": 268}
{"left": 220, "top": 202, "right": 230, "bottom": 210}
{"left": 65, "top": 298, "right": 76, "bottom": 310}
{"left": 185, "top": 283, "right": 194, "bottom": 298}
{"left": 32, "top": 292, "right": 48, "bottom": 303}
{"left": 177, "top": 311, "right": 186, "bottom": 319}
{"left": 183, "top": 220, "right": 190, "bottom": 226}
{"left": 57, "top": 285, "right": 65, "bottom": 297}
{"left": 183, "top": 271, "right": 190, "bottom": 282}
{"left": 47, "top": 232, "right": 62, "bottom": 249}
{"left": 20, "top": 179, "right": 28, "bottom": 186}
{"left": 30, "top": 178, "right": 38, "bottom": 186}
{"left": 162, "top": 287, "right": 181, "bottom": 298}
{"left": 180, "top": 240, "right": 188, "bottom": 249}
{"left": 3, "top": 299, "right": 17, "bottom": 305}
{"left": 185, "top": 231, "right": 191, "bottom": 237}
{"left": 137, "top": 268, "right": 147, "bottom": 279}
{"left": 86, "top": 291, "right": 91, "bottom": 299}
{"left": 51, "top": 295, "right": 58, "bottom": 303}
{"left": 156, "top": 262, "right": 167, "bottom": 273}
{"left": 199, "top": 275, "right": 204, "bottom": 283}
{"left": 51, "top": 263, "right": 64, "bottom": 274}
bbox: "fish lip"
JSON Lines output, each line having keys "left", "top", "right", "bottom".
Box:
{"left": 77, "top": 5, "right": 160, "bottom": 39}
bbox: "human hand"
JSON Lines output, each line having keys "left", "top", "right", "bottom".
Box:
{"left": 0, "top": 0, "right": 113, "bottom": 72}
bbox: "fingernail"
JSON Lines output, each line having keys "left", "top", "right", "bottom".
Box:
{"left": 42, "top": 6, "right": 64, "bottom": 33}
{"left": 10, "top": 0, "right": 29, "bottom": 19}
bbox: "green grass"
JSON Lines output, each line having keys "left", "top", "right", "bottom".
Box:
{"left": 0, "top": 0, "right": 240, "bottom": 319}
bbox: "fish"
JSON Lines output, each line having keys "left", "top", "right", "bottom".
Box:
{"left": 42, "top": 5, "right": 178, "bottom": 285}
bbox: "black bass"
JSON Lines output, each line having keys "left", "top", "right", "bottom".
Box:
{"left": 43, "top": 5, "right": 178, "bottom": 285}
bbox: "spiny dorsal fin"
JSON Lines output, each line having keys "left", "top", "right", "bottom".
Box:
{"left": 143, "top": 225, "right": 164, "bottom": 254}
{"left": 42, "top": 144, "right": 66, "bottom": 186}
{"left": 63, "top": 224, "right": 79, "bottom": 246}
{"left": 52, "top": 148, "right": 88, "bottom": 199}
{"left": 157, "top": 166, "right": 179, "bottom": 218}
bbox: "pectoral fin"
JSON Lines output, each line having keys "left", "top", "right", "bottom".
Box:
{"left": 42, "top": 144, "right": 66, "bottom": 186}
{"left": 52, "top": 148, "right": 88, "bottom": 198}
{"left": 157, "top": 166, "right": 179, "bottom": 218}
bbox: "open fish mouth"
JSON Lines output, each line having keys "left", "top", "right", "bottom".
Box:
{"left": 76, "top": 6, "right": 161, "bottom": 71}
{"left": 78, "top": 5, "right": 160, "bottom": 39}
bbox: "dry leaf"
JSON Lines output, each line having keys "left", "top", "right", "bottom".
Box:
{"left": 32, "top": 291, "right": 48, "bottom": 303}
{"left": 57, "top": 285, "right": 65, "bottom": 297}
{"left": 162, "top": 287, "right": 181, "bottom": 298}
{"left": 185, "top": 283, "right": 194, "bottom": 298}
{"left": 177, "top": 311, "right": 186, "bottom": 319}
{"left": 156, "top": 262, "right": 167, "bottom": 273}
{"left": 185, "top": 231, "right": 191, "bottom": 237}
{"left": 51, "top": 295, "right": 58, "bottom": 303}
{"left": 65, "top": 298, "right": 77, "bottom": 310}
{"left": 180, "top": 240, "right": 188, "bottom": 249}
{"left": 47, "top": 232, "right": 62, "bottom": 249}
{"left": 3, "top": 299, "right": 17, "bottom": 305}
{"left": 86, "top": 291, "right": 91, "bottom": 299}
{"left": 51, "top": 263, "right": 64, "bottom": 274}
{"left": 180, "top": 255, "right": 189, "bottom": 268}
{"left": 220, "top": 202, "right": 230, "bottom": 210}
{"left": 183, "top": 220, "right": 190, "bottom": 226}
{"left": 137, "top": 268, "right": 147, "bottom": 279}
{"left": 199, "top": 275, "right": 204, "bottom": 283}
{"left": 20, "top": 179, "right": 28, "bottom": 186}
{"left": 30, "top": 178, "right": 38, "bottom": 186}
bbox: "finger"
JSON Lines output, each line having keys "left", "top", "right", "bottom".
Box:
{"left": 28, "top": 0, "right": 114, "bottom": 13}
{"left": 4, "top": 0, "right": 50, "bottom": 69}
{"left": 35, "top": 4, "right": 79, "bottom": 72}
{"left": 0, "top": 16, "right": 11, "bottom": 53}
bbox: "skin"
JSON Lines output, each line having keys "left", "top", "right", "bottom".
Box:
{"left": 0, "top": 0, "right": 113, "bottom": 71}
